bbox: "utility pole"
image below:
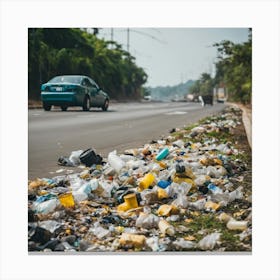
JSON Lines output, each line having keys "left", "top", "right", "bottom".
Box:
{"left": 111, "top": 28, "right": 114, "bottom": 42}
{"left": 127, "top": 28, "right": 130, "bottom": 53}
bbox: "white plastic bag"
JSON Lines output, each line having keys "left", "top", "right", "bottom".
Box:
{"left": 198, "top": 232, "right": 221, "bottom": 250}
{"left": 108, "top": 150, "right": 125, "bottom": 173}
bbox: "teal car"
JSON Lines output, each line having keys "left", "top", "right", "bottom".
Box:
{"left": 41, "top": 75, "right": 110, "bottom": 111}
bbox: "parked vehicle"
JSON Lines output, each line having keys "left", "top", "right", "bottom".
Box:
{"left": 41, "top": 75, "right": 110, "bottom": 111}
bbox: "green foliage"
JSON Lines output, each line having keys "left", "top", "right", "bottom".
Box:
{"left": 189, "top": 72, "right": 214, "bottom": 96}
{"left": 28, "top": 28, "right": 147, "bottom": 100}
{"left": 213, "top": 29, "right": 252, "bottom": 104}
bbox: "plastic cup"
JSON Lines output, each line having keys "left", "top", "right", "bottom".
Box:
{"left": 59, "top": 193, "right": 75, "bottom": 208}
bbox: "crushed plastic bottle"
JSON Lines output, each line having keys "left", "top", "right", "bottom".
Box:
{"left": 158, "top": 219, "right": 175, "bottom": 236}
{"left": 227, "top": 218, "right": 248, "bottom": 231}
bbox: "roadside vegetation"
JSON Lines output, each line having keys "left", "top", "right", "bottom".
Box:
{"left": 28, "top": 28, "right": 147, "bottom": 101}
{"left": 189, "top": 29, "right": 252, "bottom": 104}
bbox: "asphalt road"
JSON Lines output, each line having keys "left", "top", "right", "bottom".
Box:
{"left": 28, "top": 101, "right": 226, "bottom": 179}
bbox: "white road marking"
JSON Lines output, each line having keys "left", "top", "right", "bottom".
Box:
{"left": 165, "top": 111, "right": 188, "bottom": 115}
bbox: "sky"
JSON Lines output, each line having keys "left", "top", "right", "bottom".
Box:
{"left": 98, "top": 28, "right": 249, "bottom": 87}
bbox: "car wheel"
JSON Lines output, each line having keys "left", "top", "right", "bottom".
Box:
{"left": 43, "top": 103, "right": 52, "bottom": 111}
{"left": 61, "top": 106, "right": 68, "bottom": 111}
{"left": 83, "top": 96, "right": 90, "bottom": 111}
{"left": 102, "top": 99, "right": 109, "bottom": 111}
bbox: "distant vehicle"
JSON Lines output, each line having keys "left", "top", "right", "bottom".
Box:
{"left": 215, "top": 87, "right": 227, "bottom": 103}
{"left": 41, "top": 75, "right": 110, "bottom": 111}
{"left": 201, "top": 94, "right": 214, "bottom": 106}
{"left": 143, "top": 95, "right": 152, "bottom": 101}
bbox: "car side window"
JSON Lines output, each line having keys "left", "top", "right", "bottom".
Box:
{"left": 85, "top": 78, "right": 93, "bottom": 87}
{"left": 89, "top": 78, "right": 99, "bottom": 90}
{"left": 81, "top": 79, "right": 87, "bottom": 86}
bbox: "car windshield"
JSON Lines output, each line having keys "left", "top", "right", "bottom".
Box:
{"left": 48, "top": 76, "right": 83, "bottom": 84}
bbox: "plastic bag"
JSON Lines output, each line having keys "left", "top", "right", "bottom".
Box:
{"left": 198, "top": 232, "right": 221, "bottom": 250}
{"left": 172, "top": 238, "right": 195, "bottom": 249}
{"left": 69, "top": 150, "right": 83, "bottom": 166}
{"left": 33, "top": 198, "right": 59, "bottom": 214}
{"left": 108, "top": 150, "right": 125, "bottom": 173}
{"left": 136, "top": 213, "right": 159, "bottom": 229}
{"left": 38, "top": 220, "right": 62, "bottom": 233}
{"left": 89, "top": 222, "right": 110, "bottom": 239}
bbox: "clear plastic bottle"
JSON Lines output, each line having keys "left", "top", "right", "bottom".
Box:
{"left": 227, "top": 218, "right": 248, "bottom": 231}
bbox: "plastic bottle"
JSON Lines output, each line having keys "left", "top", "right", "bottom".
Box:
{"left": 33, "top": 198, "right": 59, "bottom": 214}
{"left": 138, "top": 173, "right": 155, "bottom": 191}
{"left": 156, "top": 148, "right": 169, "bottom": 161}
{"left": 108, "top": 150, "right": 125, "bottom": 173}
{"left": 158, "top": 220, "right": 175, "bottom": 236}
{"left": 227, "top": 218, "right": 248, "bottom": 231}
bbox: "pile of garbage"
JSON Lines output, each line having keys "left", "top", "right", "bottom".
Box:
{"left": 28, "top": 106, "right": 252, "bottom": 252}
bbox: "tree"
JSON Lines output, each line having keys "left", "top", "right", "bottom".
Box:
{"left": 189, "top": 72, "right": 214, "bottom": 96}
{"left": 213, "top": 29, "right": 252, "bottom": 104}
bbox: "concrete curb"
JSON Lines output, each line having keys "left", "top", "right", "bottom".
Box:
{"left": 241, "top": 107, "right": 252, "bottom": 149}
{"left": 227, "top": 102, "right": 252, "bottom": 149}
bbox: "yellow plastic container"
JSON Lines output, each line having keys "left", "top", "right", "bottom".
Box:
{"left": 204, "top": 201, "right": 220, "bottom": 211}
{"left": 157, "top": 188, "right": 169, "bottom": 199}
{"left": 59, "top": 193, "right": 75, "bottom": 208}
{"left": 117, "top": 193, "right": 139, "bottom": 212}
{"left": 119, "top": 233, "right": 146, "bottom": 248}
{"left": 157, "top": 204, "right": 179, "bottom": 216}
{"left": 173, "top": 176, "right": 195, "bottom": 188}
{"left": 138, "top": 173, "right": 155, "bottom": 191}
{"left": 157, "top": 161, "right": 167, "bottom": 169}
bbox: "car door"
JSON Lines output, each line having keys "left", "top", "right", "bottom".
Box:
{"left": 89, "top": 79, "right": 104, "bottom": 106}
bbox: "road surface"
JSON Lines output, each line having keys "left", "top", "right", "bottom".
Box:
{"left": 28, "top": 102, "right": 226, "bottom": 179}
